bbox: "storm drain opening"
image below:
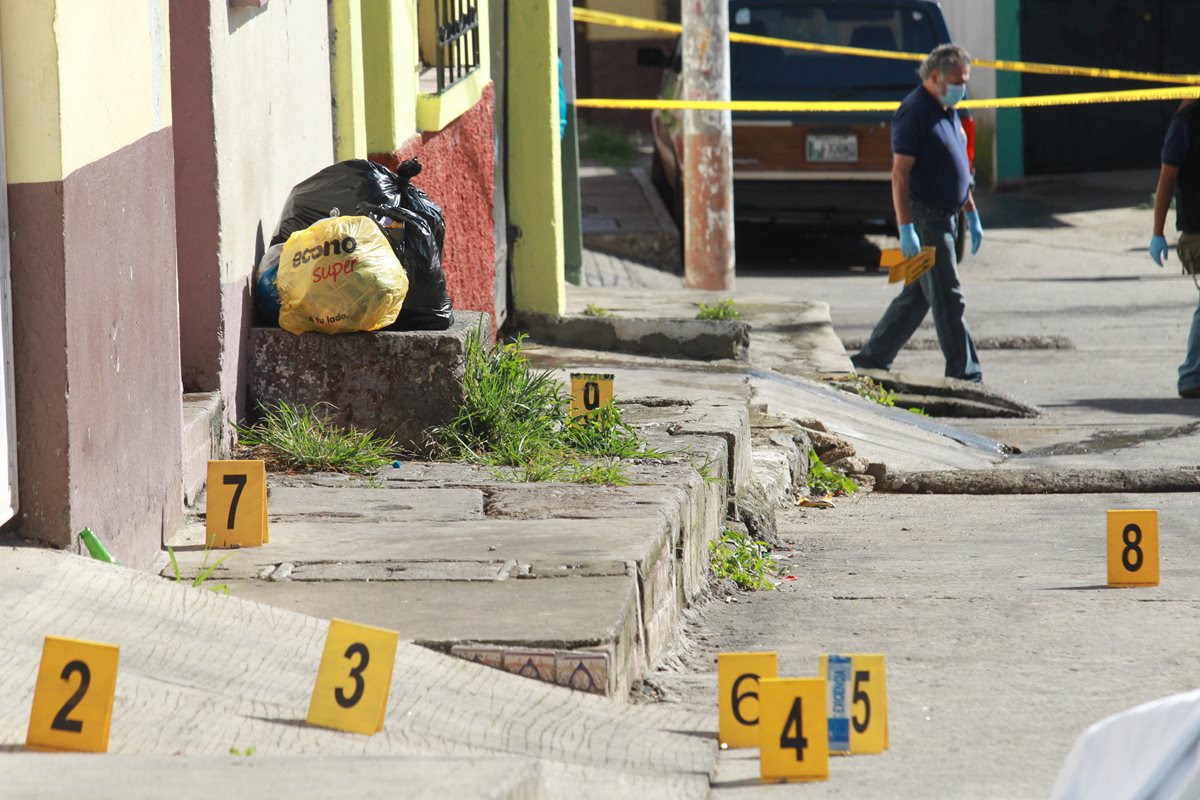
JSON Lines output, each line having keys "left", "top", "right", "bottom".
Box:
{"left": 831, "top": 372, "right": 1041, "bottom": 420}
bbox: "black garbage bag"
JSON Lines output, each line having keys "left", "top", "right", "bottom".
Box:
{"left": 271, "top": 158, "right": 453, "bottom": 331}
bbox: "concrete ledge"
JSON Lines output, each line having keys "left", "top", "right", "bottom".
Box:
{"left": 170, "top": 470, "right": 705, "bottom": 699}
{"left": 880, "top": 467, "right": 1200, "bottom": 494}
{"left": 181, "top": 392, "right": 224, "bottom": 507}
{"left": 519, "top": 312, "right": 749, "bottom": 362}
{"left": 249, "top": 312, "right": 489, "bottom": 449}
{"left": 225, "top": 575, "right": 643, "bottom": 699}
{"left": 625, "top": 401, "right": 752, "bottom": 502}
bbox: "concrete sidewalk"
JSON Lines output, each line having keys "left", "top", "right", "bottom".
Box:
{"left": 0, "top": 546, "right": 711, "bottom": 797}
{"left": 166, "top": 402, "right": 740, "bottom": 702}
{"left": 581, "top": 165, "right": 681, "bottom": 273}
{"left": 0, "top": 242, "right": 1029, "bottom": 794}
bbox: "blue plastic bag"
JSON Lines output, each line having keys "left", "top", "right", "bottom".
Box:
{"left": 254, "top": 242, "right": 284, "bottom": 324}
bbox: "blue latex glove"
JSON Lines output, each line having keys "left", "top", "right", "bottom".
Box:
{"left": 899, "top": 223, "right": 921, "bottom": 259}
{"left": 966, "top": 209, "right": 984, "bottom": 256}
{"left": 1150, "top": 235, "right": 1169, "bottom": 267}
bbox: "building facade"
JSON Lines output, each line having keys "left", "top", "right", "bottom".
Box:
{"left": 0, "top": 0, "right": 567, "bottom": 566}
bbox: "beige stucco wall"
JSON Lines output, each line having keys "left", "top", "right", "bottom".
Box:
{"left": 212, "top": 1, "right": 336, "bottom": 283}
{"left": 1, "top": 0, "right": 173, "bottom": 184}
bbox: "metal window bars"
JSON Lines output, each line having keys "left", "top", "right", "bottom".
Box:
{"left": 435, "top": 0, "right": 481, "bottom": 94}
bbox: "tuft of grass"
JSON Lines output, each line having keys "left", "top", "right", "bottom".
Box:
{"left": 235, "top": 402, "right": 398, "bottom": 476}
{"left": 807, "top": 450, "right": 859, "bottom": 497}
{"left": 580, "top": 125, "right": 639, "bottom": 167}
{"left": 583, "top": 304, "right": 612, "bottom": 318}
{"left": 229, "top": 746, "right": 257, "bottom": 757}
{"left": 431, "top": 328, "right": 661, "bottom": 485}
{"left": 564, "top": 403, "right": 665, "bottom": 460}
{"left": 568, "top": 459, "right": 631, "bottom": 486}
{"left": 908, "top": 406, "right": 930, "bottom": 417}
{"left": 709, "top": 529, "right": 784, "bottom": 591}
{"left": 692, "top": 456, "right": 726, "bottom": 487}
{"left": 843, "top": 375, "right": 895, "bottom": 407}
{"left": 433, "top": 331, "right": 566, "bottom": 466}
{"left": 168, "top": 544, "right": 232, "bottom": 595}
{"left": 696, "top": 299, "right": 741, "bottom": 321}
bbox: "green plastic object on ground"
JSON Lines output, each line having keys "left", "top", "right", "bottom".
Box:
{"left": 79, "top": 528, "right": 121, "bottom": 565}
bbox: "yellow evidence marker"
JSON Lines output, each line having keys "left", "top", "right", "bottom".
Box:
{"left": 880, "top": 247, "right": 936, "bottom": 285}
{"left": 758, "top": 677, "right": 829, "bottom": 783}
{"left": 820, "top": 654, "right": 889, "bottom": 754}
{"left": 206, "top": 460, "right": 268, "bottom": 548}
{"left": 717, "top": 652, "right": 779, "bottom": 748}
{"left": 307, "top": 618, "right": 399, "bottom": 735}
{"left": 1107, "top": 509, "right": 1159, "bottom": 587}
{"left": 569, "top": 372, "right": 615, "bottom": 419}
{"left": 26, "top": 636, "right": 120, "bottom": 753}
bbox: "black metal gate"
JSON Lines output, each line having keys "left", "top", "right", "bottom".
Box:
{"left": 1020, "top": 0, "right": 1200, "bottom": 175}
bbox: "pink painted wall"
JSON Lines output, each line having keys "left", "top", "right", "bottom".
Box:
{"left": 372, "top": 85, "right": 497, "bottom": 323}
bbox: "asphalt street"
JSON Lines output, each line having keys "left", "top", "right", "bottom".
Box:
{"left": 662, "top": 495, "right": 1200, "bottom": 798}
{"left": 655, "top": 171, "right": 1200, "bottom": 797}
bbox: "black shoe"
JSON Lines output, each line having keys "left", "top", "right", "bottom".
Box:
{"left": 1180, "top": 386, "right": 1200, "bottom": 398}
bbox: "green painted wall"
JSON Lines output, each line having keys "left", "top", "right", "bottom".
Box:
{"left": 994, "top": 0, "right": 1023, "bottom": 181}
{"left": 509, "top": 0, "right": 566, "bottom": 315}
{"left": 363, "top": 0, "right": 419, "bottom": 151}
{"left": 331, "top": 0, "right": 368, "bottom": 160}
{"left": 562, "top": 106, "right": 584, "bottom": 286}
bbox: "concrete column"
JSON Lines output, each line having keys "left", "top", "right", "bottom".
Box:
{"left": 681, "top": 0, "right": 735, "bottom": 291}
{"left": 558, "top": 0, "right": 585, "bottom": 287}
{"left": 509, "top": 0, "right": 566, "bottom": 315}
{"left": 994, "top": 0, "right": 1024, "bottom": 182}
{"left": 331, "top": 0, "right": 368, "bottom": 160}
{"left": 363, "top": 0, "right": 419, "bottom": 153}
{"left": 1, "top": 0, "right": 182, "bottom": 567}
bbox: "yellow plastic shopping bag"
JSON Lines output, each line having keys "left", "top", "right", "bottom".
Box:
{"left": 276, "top": 216, "right": 409, "bottom": 335}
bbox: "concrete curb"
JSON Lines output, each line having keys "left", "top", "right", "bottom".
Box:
{"left": 165, "top": 399, "right": 752, "bottom": 702}
{"left": 879, "top": 467, "right": 1200, "bottom": 494}
{"left": 853, "top": 368, "right": 1042, "bottom": 419}
{"left": 518, "top": 312, "right": 750, "bottom": 362}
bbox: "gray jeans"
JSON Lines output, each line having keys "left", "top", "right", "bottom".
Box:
{"left": 1177, "top": 233, "right": 1200, "bottom": 392}
{"left": 851, "top": 200, "right": 982, "bottom": 382}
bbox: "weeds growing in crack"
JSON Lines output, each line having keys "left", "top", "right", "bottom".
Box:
{"left": 807, "top": 450, "right": 859, "bottom": 497}
{"left": 235, "top": 401, "right": 398, "bottom": 476}
{"left": 709, "top": 529, "right": 785, "bottom": 591}
{"left": 696, "top": 299, "right": 741, "bottom": 321}
{"left": 431, "top": 327, "right": 663, "bottom": 485}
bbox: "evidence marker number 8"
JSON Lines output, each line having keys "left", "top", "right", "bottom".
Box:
{"left": 1107, "top": 509, "right": 1159, "bottom": 587}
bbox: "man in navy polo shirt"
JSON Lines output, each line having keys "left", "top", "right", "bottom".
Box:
{"left": 1149, "top": 97, "right": 1200, "bottom": 397}
{"left": 851, "top": 44, "right": 984, "bottom": 382}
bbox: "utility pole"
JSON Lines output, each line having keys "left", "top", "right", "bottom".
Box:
{"left": 682, "top": 0, "right": 735, "bottom": 291}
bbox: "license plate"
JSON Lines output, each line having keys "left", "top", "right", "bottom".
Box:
{"left": 806, "top": 134, "right": 858, "bottom": 163}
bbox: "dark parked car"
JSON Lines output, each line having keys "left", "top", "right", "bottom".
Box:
{"left": 641, "top": 0, "right": 972, "bottom": 255}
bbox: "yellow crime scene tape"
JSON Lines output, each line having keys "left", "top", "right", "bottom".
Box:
{"left": 573, "top": 7, "right": 1200, "bottom": 90}
{"left": 576, "top": 85, "right": 1200, "bottom": 113}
